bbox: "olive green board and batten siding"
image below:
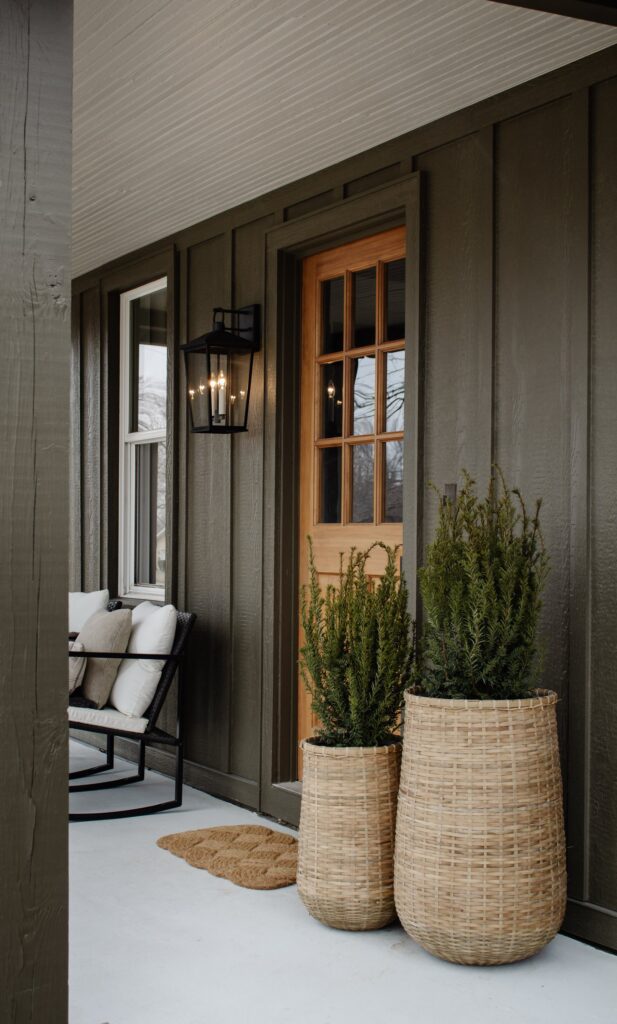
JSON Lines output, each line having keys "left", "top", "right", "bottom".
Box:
{"left": 71, "top": 46, "right": 617, "bottom": 953}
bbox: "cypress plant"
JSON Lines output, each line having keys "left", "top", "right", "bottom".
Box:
{"left": 300, "top": 541, "right": 415, "bottom": 747}
{"left": 416, "top": 469, "right": 549, "bottom": 700}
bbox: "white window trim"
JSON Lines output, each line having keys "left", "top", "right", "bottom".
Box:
{"left": 118, "top": 277, "right": 167, "bottom": 601}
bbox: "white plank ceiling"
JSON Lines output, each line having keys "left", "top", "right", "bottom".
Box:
{"left": 73, "top": 0, "right": 617, "bottom": 276}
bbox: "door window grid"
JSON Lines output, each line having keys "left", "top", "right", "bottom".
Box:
{"left": 313, "top": 258, "right": 405, "bottom": 525}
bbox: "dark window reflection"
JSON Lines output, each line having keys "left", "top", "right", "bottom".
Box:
{"left": 351, "top": 444, "right": 374, "bottom": 523}
{"left": 352, "top": 267, "right": 376, "bottom": 347}
{"left": 386, "top": 259, "right": 405, "bottom": 341}
{"left": 321, "top": 362, "right": 343, "bottom": 438}
{"left": 320, "top": 447, "right": 342, "bottom": 523}
{"left": 322, "top": 277, "right": 344, "bottom": 354}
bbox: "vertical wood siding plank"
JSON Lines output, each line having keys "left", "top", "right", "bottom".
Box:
{"left": 70, "top": 293, "right": 83, "bottom": 590}
{"left": 566, "top": 88, "right": 592, "bottom": 904}
{"left": 165, "top": 247, "right": 179, "bottom": 606}
{"left": 176, "top": 246, "right": 189, "bottom": 612}
{"left": 184, "top": 234, "right": 232, "bottom": 774}
{"left": 494, "top": 96, "right": 581, "bottom": 838}
{"left": 230, "top": 215, "right": 274, "bottom": 781}
{"left": 402, "top": 178, "right": 423, "bottom": 619}
{"left": 588, "top": 78, "right": 617, "bottom": 913}
{"left": 80, "top": 286, "right": 102, "bottom": 589}
{"left": 415, "top": 131, "right": 494, "bottom": 553}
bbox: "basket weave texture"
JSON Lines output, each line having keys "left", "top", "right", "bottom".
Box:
{"left": 297, "top": 739, "right": 401, "bottom": 931}
{"left": 394, "top": 690, "right": 566, "bottom": 965}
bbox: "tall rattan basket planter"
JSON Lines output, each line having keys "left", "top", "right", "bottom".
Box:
{"left": 394, "top": 690, "right": 566, "bottom": 965}
{"left": 298, "top": 739, "right": 401, "bottom": 931}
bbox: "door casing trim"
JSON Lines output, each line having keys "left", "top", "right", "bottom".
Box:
{"left": 260, "top": 174, "right": 423, "bottom": 825}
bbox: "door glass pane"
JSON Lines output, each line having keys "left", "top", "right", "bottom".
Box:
{"left": 134, "top": 441, "right": 166, "bottom": 586}
{"left": 320, "top": 447, "right": 342, "bottom": 523}
{"left": 351, "top": 444, "right": 374, "bottom": 523}
{"left": 384, "top": 350, "right": 405, "bottom": 433}
{"left": 351, "top": 355, "right": 375, "bottom": 435}
{"left": 384, "top": 440, "right": 403, "bottom": 522}
{"left": 352, "top": 267, "right": 376, "bottom": 348}
{"left": 321, "top": 277, "right": 344, "bottom": 354}
{"left": 321, "top": 362, "right": 343, "bottom": 438}
{"left": 129, "top": 287, "right": 167, "bottom": 432}
{"left": 385, "top": 259, "right": 405, "bottom": 341}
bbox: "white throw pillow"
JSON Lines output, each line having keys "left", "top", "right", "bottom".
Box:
{"left": 131, "top": 601, "right": 159, "bottom": 626}
{"left": 109, "top": 604, "right": 177, "bottom": 718}
{"left": 69, "top": 589, "right": 110, "bottom": 633}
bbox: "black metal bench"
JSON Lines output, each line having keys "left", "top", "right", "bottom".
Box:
{"left": 69, "top": 609, "right": 196, "bottom": 822}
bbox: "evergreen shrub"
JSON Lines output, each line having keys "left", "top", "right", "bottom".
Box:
{"left": 300, "top": 541, "right": 415, "bottom": 747}
{"left": 416, "top": 470, "right": 549, "bottom": 700}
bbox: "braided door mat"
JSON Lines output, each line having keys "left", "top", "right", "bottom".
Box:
{"left": 157, "top": 824, "right": 298, "bottom": 890}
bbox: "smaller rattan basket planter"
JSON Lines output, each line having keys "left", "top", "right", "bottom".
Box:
{"left": 394, "top": 690, "right": 566, "bottom": 965}
{"left": 297, "top": 739, "right": 401, "bottom": 931}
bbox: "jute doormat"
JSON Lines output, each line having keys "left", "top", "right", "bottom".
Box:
{"left": 157, "top": 824, "right": 297, "bottom": 890}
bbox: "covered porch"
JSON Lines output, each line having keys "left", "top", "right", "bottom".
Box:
{"left": 3, "top": 1, "right": 617, "bottom": 1020}
{"left": 69, "top": 739, "right": 616, "bottom": 1024}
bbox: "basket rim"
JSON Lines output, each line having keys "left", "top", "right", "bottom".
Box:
{"left": 404, "top": 688, "right": 558, "bottom": 710}
{"left": 299, "top": 737, "right": 402, "bottom": 756}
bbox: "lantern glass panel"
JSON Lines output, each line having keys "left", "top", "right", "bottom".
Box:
{"left": 186, "top": 350, "right": 212, "bottom": 430}
{"left": 230, "top": 350, "right": 252, "bottom": 428}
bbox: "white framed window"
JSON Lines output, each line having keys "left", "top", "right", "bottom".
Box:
{"left": 118, "top": 277, "right": 168, "bottom": 600}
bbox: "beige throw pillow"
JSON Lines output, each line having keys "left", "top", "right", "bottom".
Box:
{"left": 78, "top": 609, "right": 132, "bottom": 709}
{"left": 68, "top": 640, "right": 86, "bottom": 694}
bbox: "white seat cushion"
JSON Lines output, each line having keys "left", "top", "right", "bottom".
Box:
{"left": 68, "top": 705, "right": 148, "bottom": 734}
{"left": 109, "top": 603, "right": 177, "bottom": 718}
{"left": 69, "top": 589, "right": 110, "bottom": 632}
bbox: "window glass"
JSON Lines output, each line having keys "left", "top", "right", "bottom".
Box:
{"left": 351, "top": 444, "right": 374, "bottom": 523}
{"left": 321, "top": 362, "right": 343, "bottom": 438}
{"left": 351, "top": 355, "right": 375, "bottom": 435}
{"left": 134, "top": 441, "right": 166, "bottom": 586}
{"left": 320, "top": 447, "right": 342, "bottom": 523}
{"left": 352, "top": 267, "right": 376, "bottom": 347}
{"left": 384, "top": 440, "right": 404, "bottom": 522}
{"left": 385, "top": 259, "right": 405, "bottom": 341}
{"left": 384, "top": 350, "right": 405, "bottom": 433}
{"left": 321, "top": 277, "right": 344, "bottom": 354}
{"left": 129, "top": 288, "right": 167, "bottom": 432}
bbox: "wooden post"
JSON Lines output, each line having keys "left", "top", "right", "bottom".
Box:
{"left": 0, "top": 1, "right": 72, "bottom": 1020}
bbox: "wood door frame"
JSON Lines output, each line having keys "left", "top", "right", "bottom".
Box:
{"left": 260, "top": 174, "right": 422, "bottom": 825}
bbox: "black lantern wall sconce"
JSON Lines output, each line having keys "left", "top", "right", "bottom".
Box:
{"left": 181, "top": 305, "right": 260, "bottom": 434}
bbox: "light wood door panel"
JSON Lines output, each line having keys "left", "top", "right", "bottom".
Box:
{"left": 297, "top": 227, "right": 406, "bottom": 774}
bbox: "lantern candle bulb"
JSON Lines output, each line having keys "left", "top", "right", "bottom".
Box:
{"left": 218, "top": 370, "right": 226, "bottom": 417}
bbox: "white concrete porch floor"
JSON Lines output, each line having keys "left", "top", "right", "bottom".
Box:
{"left": 69, "top": 739, "right": 616, "bottom": 1024}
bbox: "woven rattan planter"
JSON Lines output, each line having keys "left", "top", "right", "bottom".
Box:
{"left": 297, "top": 739, "right": 401, "bottom": 931}
{"left": 394, "top": 690, "right": 566, "bottom": 965}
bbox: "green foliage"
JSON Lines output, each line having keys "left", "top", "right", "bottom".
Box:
{"left": 416, "top": 469, "right": 549, "bottom": 700}
{"left": 300, "top": 541, "right": 415, "bottom": 747}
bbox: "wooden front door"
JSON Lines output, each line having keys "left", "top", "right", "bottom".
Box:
{"left": 297, "top": 227, "right": 407, "bottom": 770}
